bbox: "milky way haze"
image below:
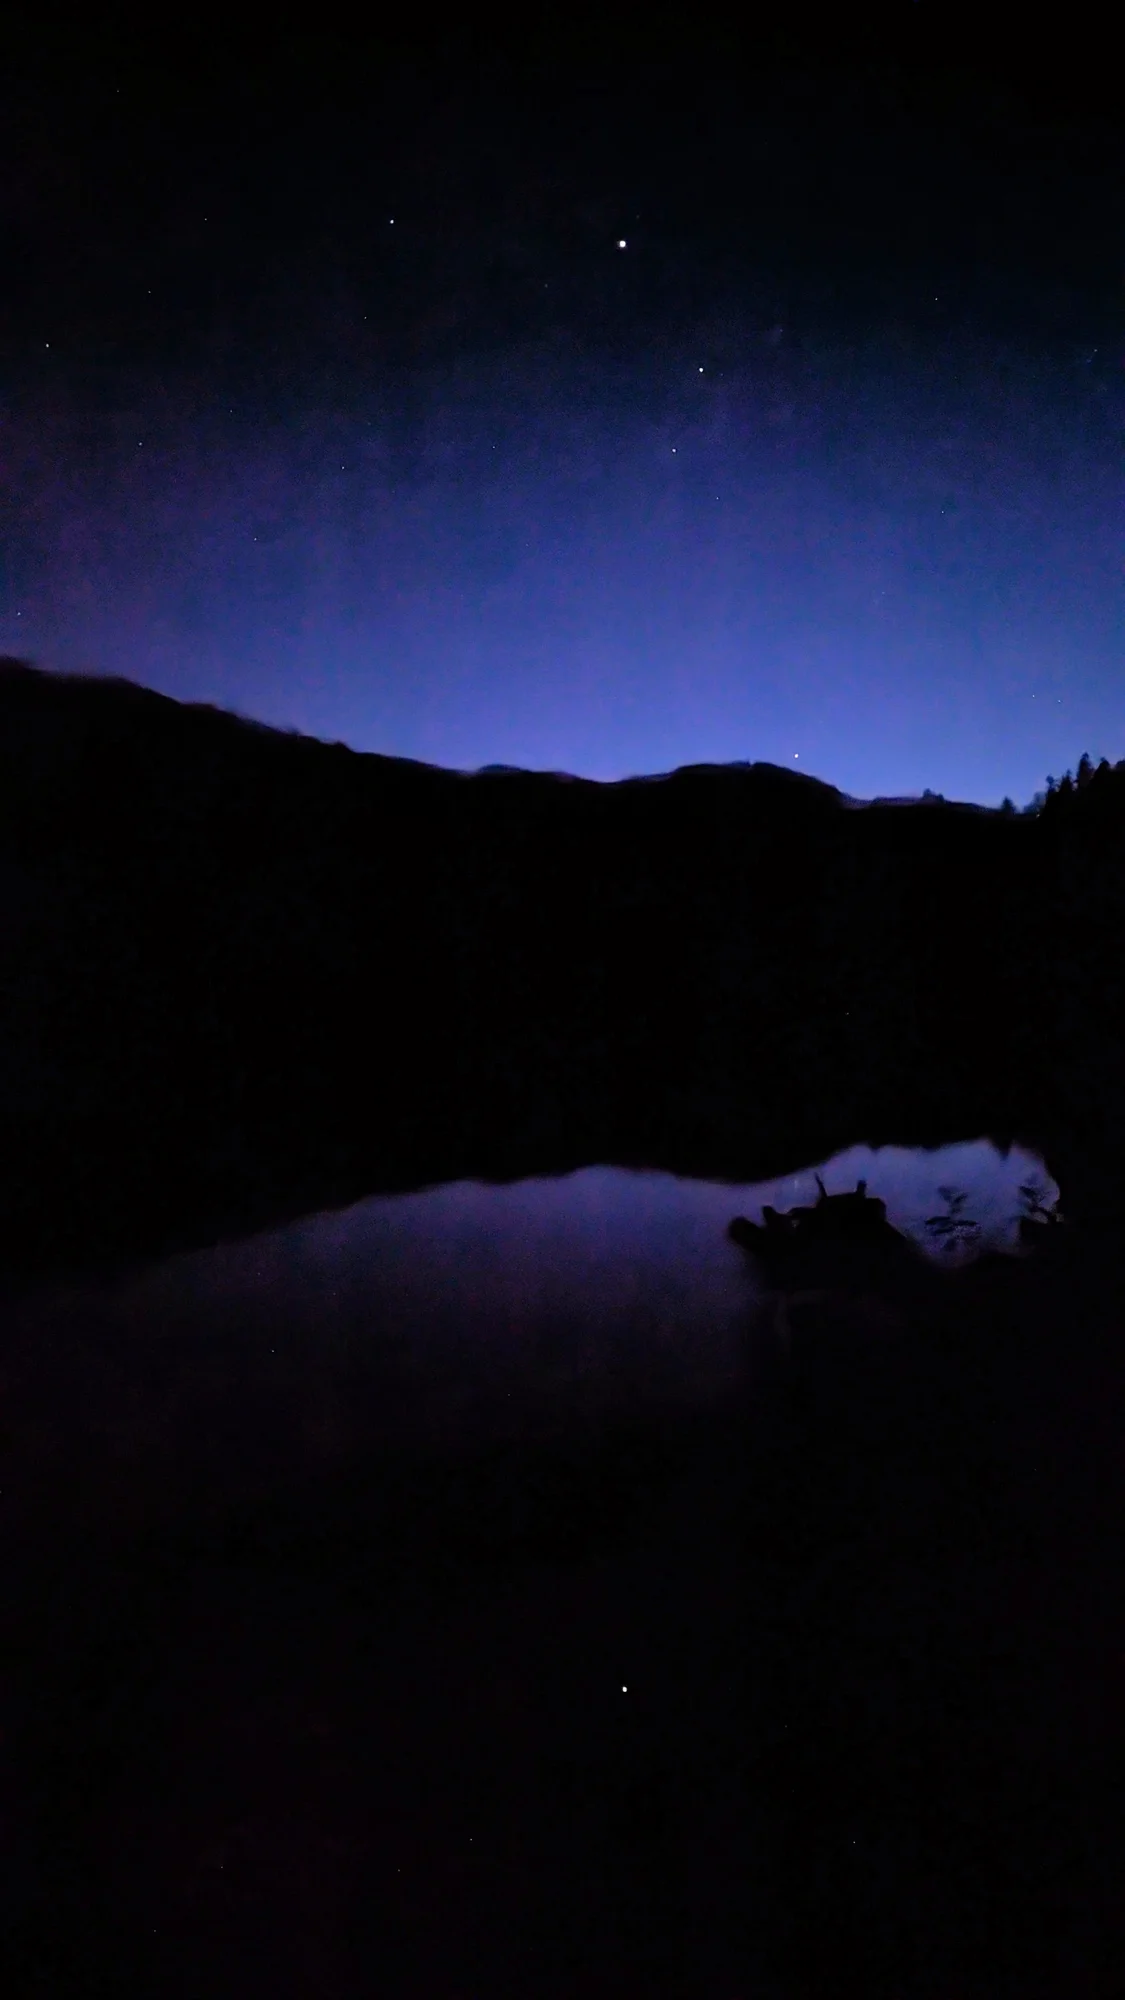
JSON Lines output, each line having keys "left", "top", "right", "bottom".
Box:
{"left": 2, "top": 20, "right": 1120, "bottom": 806}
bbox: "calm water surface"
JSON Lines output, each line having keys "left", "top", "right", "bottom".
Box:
{"left": 3, "top": 1134, "right": 1113, "bottom": 2000}
{"left": 0, "top": 1137, "right": 1056, "bottom": 1503}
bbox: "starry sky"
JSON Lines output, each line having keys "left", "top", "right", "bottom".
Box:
{"left": 1, "top": 14, "right": 1121, "bottom": 805}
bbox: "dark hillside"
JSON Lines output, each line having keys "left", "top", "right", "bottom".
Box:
{"left": 0, "top": 658, "right": 1120, "bottom": 1270}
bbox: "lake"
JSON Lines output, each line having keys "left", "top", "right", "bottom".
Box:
{"left": 0, "top": 1136, "right": 1056, "bottom": 1484}
{"left": 6, "top": 1130, "right": 1120, "bottom": 2000}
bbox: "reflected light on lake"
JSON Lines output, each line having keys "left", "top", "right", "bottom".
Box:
{"left": 0, "top": 1137, "right": 1057, "bottom": 1484}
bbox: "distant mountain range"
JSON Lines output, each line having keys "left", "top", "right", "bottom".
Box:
{"left": 429, "top": 758, "right": 992, "bottom": 815}
{"left": 0, "top": 659, "right": 1005, "bottom": 812}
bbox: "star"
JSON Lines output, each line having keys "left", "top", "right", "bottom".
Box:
{"left": 617, "top": 239, "right": 626, "bottom": 249}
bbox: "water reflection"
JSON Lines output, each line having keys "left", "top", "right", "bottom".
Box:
{"left": 761, "top": 1137, "right": 1059, "bottom": 1266}
{"left": 0, "top": 1138, "right": 1056, "bottom": 1508}
{"left": 0, "top": 1135, "right": 1100, "bottom": 2000}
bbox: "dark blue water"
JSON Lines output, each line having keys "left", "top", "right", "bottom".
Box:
{"left": 0, "top": 1137, "right": 1055, "bottom": 1491}
{"left": 6, "top": 1132, "right": 1099, "bottom": 2000}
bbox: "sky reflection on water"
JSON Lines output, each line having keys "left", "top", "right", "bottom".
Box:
{"left": 0, "top": 1139, "right": 1056, "bottom": 1486}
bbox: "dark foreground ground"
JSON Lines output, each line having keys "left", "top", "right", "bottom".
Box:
{"left": 0, "top": 1187, "right": 1122, "bottom": 1999}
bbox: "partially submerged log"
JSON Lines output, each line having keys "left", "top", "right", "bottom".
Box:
{"left": 728, "top": 1177, "right": 922, "bottom": 1284}
{"left": 728, "top": 1175, "right": 1067, "bottom": 1353}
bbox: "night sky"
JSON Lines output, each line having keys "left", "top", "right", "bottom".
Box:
{"left": 2, "top": 14, "right": 1121, "bottom": 805}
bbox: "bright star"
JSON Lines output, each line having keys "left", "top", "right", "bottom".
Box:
{"left": 617, "top": 239, "right": 626, "bottom": 249}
